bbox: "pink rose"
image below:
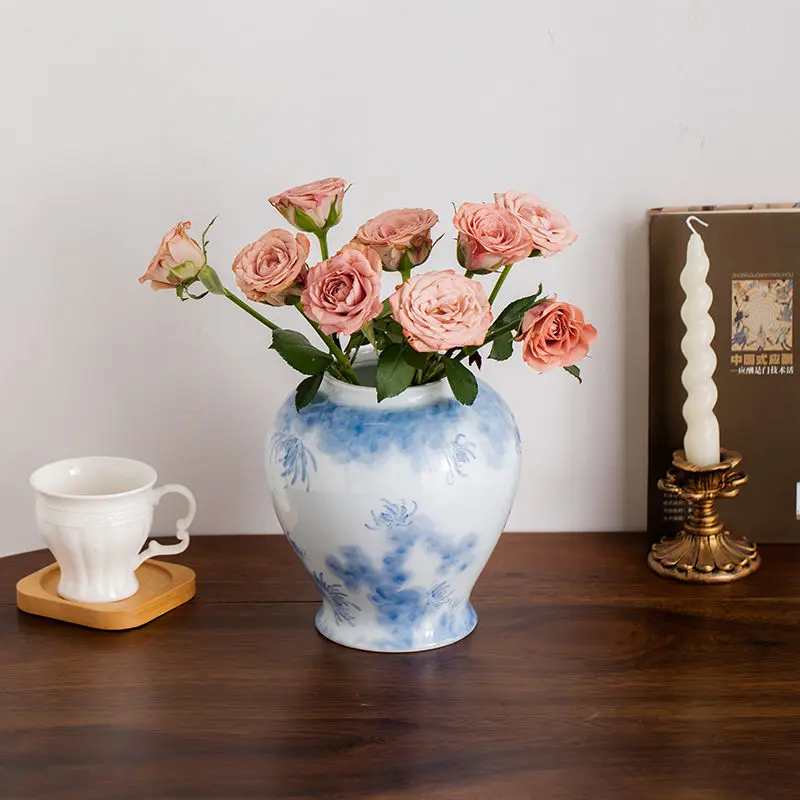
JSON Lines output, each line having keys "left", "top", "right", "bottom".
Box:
{"left": 453, "top": 202, "right": 534, "bottom": 272}
{"left": 301, "top": 243, "right": 383, "bottom": 335}
{"left": 269, "top": 177, "right": 347, "bottom": 232}
{"left": 232, "top": 229, "right": 310, "bottom": 306}
{"left": 354, "top": 208, "right": 439, "bottom": 271}
{"left": 139, "top": 221, "right": 206, "bottom": 290}
{"left": 518, "top": 299, "right": 597, "bottom": 372}
{"left": 494, "top": 191, "right": 577, "bottom": 257}
{"left": 388, "top": 270, "right": 493, "bottom": 353}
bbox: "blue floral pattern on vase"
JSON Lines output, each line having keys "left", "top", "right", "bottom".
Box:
{"left": 444, "top": 434, "right": 477, "bottom": 483}
{"left": 365, "top": 499, "right": 416, "bottom": 530}
{"left": 428, "top": 581, "right": 456, "bottom": 608}
{"left": 312, "top": 571, "right": 360, "bottom": 625}
{"left": 317, "top": 499, "right": 479, "bottom": 650}
{"left": 269, "top": 432, "right": 317, "bottom": 491}
{"left": 273, "top": 379, "right": 516, "bottom": 471}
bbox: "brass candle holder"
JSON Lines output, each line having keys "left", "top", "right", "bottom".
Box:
{"left": 648, "top": 449, "right": 760, "bottom": 583}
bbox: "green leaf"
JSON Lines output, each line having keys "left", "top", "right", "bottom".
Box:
{"left": 294, "top": 373, "right": 324, "bottom": 411}
{"left": 488, "top": 331, "right": 514, "bottom": 361}
{"left": 197, "top": 265, "right": 225, "bottom": 295}
{"left": 528, "top": 248, "right": 542, "bottom": 258}
{"left": 401, "top": 347, "right": 428, "bottom": 370}
{"left": 348, "top": 329, "right": 365, "bottom": 351}
{"left": 491, "top": 284, "right": 544, "bottom": 331}
{"left": 370, "top": 319, "right": 393, "bottom": 350}
{"left": 385, "top": 319, "right": 406, "bottom": 344}
{"left": 443, "top": 358, "right": 479, "bottom": 406}
{"left": 360, "top": 321, "right": 378, "bottom": 350}
{"left": 270, "top": 329, "right": 333, "bottom": 375}
{"left": 378, "top": 299, "right": 393, "bottom": 319}
{"left": 291, "top": 207, "right": 322, "bottom": 233}
{"left": 564, "top": 365, "right": 582, "bottom": 383}
{"left": 371, "top": 316, "right": 407, "bottom": 349}
{"left": 377, "top": 344, "right": 416, "bottom": 401}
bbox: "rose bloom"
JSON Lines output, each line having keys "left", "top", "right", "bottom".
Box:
{"left": 517, "top": 299, "right": 597, "bottom": 372}
{"left": 140, "top": 221, "right": 205, "bottom": 290}
{"left": 494, "top": 191, "right": 577, "bottom": 257}
{"left": 232, "top": 229, "right": 310, "bottom": 306}
{"left": 354, "top": 208, "right": 438, "bottom": 271}
{"left": 453, "top": 202, "right": 534, "bottom": 272}
{"left": 388, "top": 269, "right": 493, "bottom": 353}
{"left": 301, "top": 243, "right": 383, "bottom": 335}
{"left": 269, "top": 177, "right": 347, "bottom": 231}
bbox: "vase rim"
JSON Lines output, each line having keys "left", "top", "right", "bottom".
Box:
{"left": 319, "top": 370, "right": 453, "bottom": 410}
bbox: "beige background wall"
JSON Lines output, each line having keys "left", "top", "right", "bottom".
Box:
{"left": 2, "top": 0, "right": 799, "bottom": 555}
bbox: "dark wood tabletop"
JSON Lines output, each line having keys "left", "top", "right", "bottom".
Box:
{"left": 2, "top": 533, "right": 799, "bottom": 800}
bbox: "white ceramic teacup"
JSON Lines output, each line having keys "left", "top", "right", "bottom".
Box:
{"left": 30, "top": 457, "right": 196, "bottom": 603}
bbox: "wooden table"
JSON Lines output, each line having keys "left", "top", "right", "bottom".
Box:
{"left": 2, "top": 533, "right": 799, "bottom": 799}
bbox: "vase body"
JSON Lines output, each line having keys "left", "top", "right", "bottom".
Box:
{"left": 266, "top": 372, "right": 521, "bottom": 652}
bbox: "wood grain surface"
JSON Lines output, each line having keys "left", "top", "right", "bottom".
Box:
{"left": 1, "top": 533, "right": 799, "bottom": 799}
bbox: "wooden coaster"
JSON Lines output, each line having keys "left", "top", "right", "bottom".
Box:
{"left": 16, "top": 560, "right": 196, "bottom": 630}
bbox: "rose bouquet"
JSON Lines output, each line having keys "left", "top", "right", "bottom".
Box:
{"left": 140, "top": 178, "right": 596, "bottom": 408}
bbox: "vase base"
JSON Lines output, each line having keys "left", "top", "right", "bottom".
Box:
{"left": 314, "top": 603, "right": 478, "bottom": 653}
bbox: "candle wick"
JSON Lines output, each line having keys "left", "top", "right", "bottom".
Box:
{"left": 686, "top": 215, "right": 709, "bottom": 234}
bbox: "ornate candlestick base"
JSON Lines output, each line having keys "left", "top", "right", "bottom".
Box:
{"left": 648, "top": 449, "right": 760, "bottom": 583}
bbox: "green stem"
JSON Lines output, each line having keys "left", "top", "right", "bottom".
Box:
{"left": 399, "top": 266, "right": 411, "bottom": 283}
{"left": 313, "top": 324, "right": 361, "bottom": 384}
{"left": 224, "top": 289, "right": 279, "bottom": 330}
{"left": 345, "top": 332, "right": 366, "bottom": 362}
{"left": 420, "top": 354, "right": 444, "bottom": 383}
{"left": 453, "top": 320, "right": 520, "bottom": 362}
{"left": 464, "top": 270, "right": 476, "bottom": 280}
{"left": 488, "top": 264, "right": 513, "bottom": 306}
{"left": 316, "top": 230, "right": 330, "bottom": 260}
{"left": 294, "top": 302, "right": 361, "bottom": 384}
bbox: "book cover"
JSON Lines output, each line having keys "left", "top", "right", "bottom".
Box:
{"left": 648, "top": 204, "right": 798, "bottom": 543}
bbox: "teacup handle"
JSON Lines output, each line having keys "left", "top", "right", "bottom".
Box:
{"left": 136, "top": 484, "right": 196, "bottom": 569}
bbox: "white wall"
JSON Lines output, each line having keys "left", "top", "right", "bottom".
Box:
{"left": 1, "top": 0, "right": 798, "bottom": 556}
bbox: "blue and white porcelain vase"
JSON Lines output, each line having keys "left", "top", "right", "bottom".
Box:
{"left": 266, "top": 367, "right": 521, "bottom": 652}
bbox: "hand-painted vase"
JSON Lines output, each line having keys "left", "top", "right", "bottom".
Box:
{"left": 266, "top": 367, "right": 521, "bottom": 652}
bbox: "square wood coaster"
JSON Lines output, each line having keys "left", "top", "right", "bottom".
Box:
{"left": 16, "top": 560, "right": 196, "bottom": 630}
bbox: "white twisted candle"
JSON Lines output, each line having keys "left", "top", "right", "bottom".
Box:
{"left": 680, "top": 216, "right": 720, "bottom": 466}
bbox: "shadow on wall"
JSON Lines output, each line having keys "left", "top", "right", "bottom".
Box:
{"left": 621, "top": 217, "right": 650, "bottom": 531}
